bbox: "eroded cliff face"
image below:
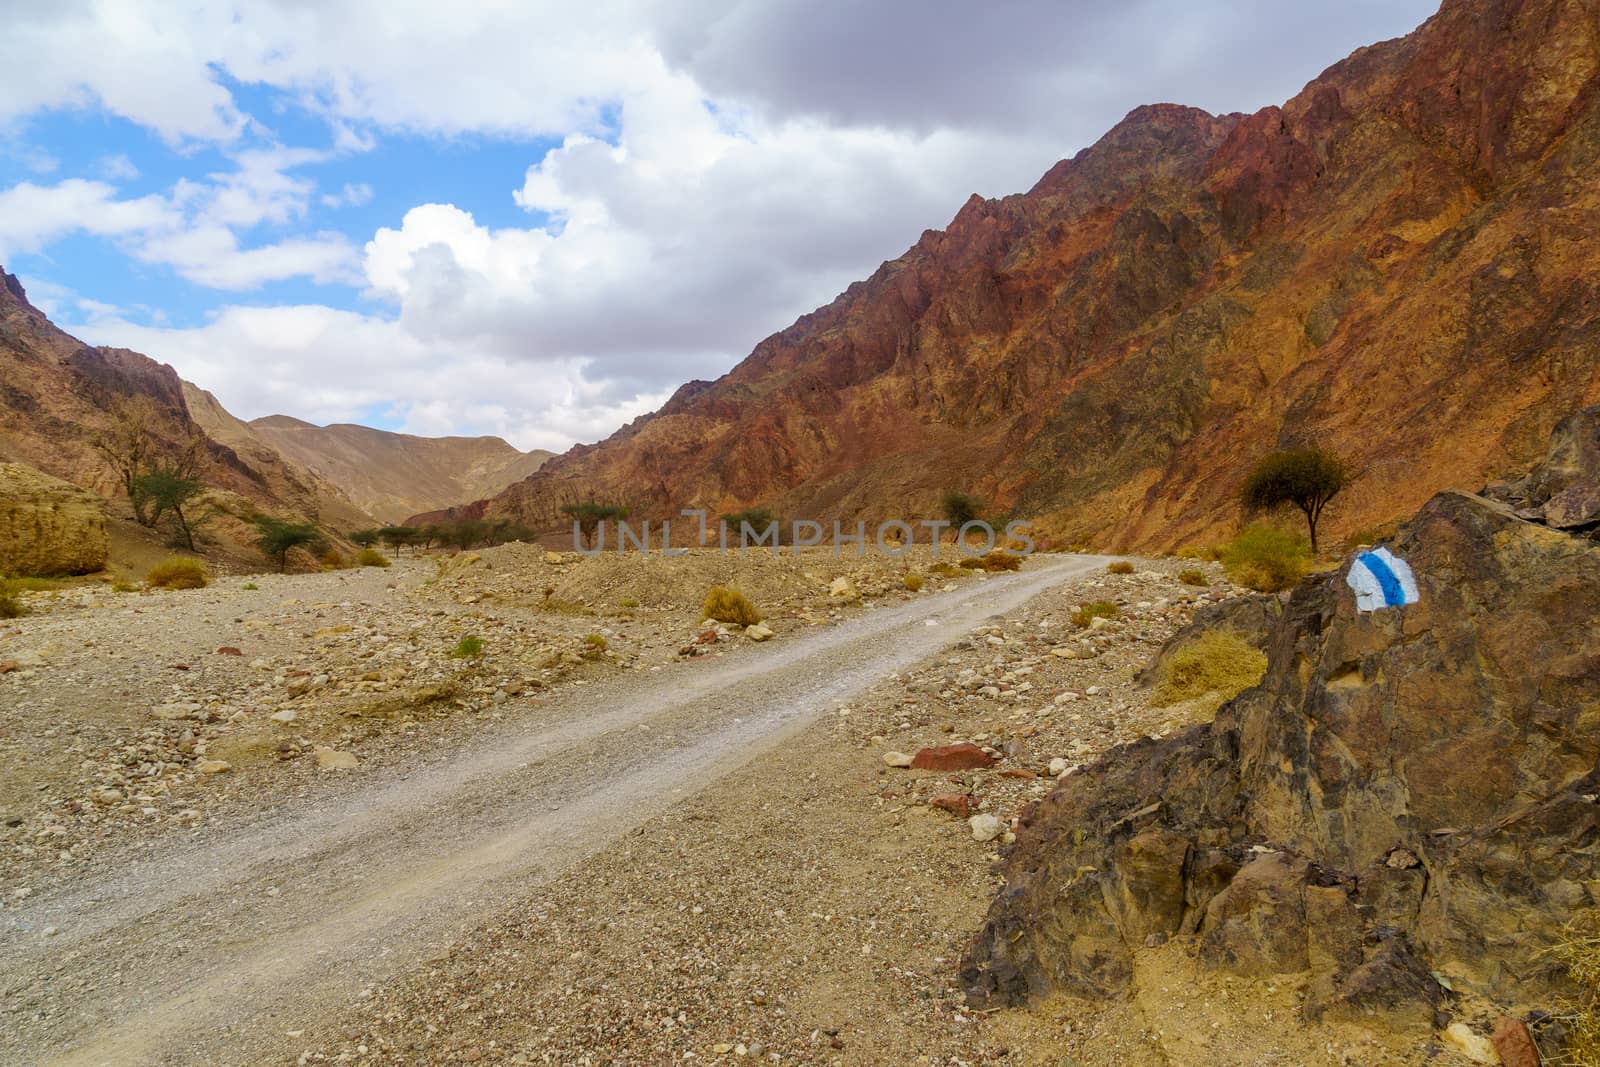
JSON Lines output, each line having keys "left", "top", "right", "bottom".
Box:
{"left": 961, "top": 408, "right": 1600, "bottom": 1032}
{"left": 485, "top": 0, "right": 1600, "bottom": 551}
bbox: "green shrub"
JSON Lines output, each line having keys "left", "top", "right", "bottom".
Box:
{"left": 355, "top": 548, "right": 391, "bottom": 568}
{"left": 1151, "top": 631, "right": 1268, "bottom": 710}
{"left": 1220, "top": 525, "right": 1310, "bottom": 592}
{"left": 1178, "top": 568, "right": 1209, "bottom": 587}
{"left": 581, "top": 633, "right": 608, "bottom": 658}
{"left": 1107, "top": 560, "right": 1134, "bottom": 575}
{"left": 959, "top": 551, "right": 1022, "bottom": 572}
{"left": 617, "top": 597, "right": 639, "bottom": 609}
{"left": 321, "top": 548, "right": 349, "bottom": 570}
{"left": 450, "top": 635, "right": 485, "bottom": 659}
{"left": 146, "top": 557, "right": 209, "bottom": 590}
{"left": 929, "top": 561, "right": 961, "bottom": 577}
{"left": 1070, "top": 601, "right": 1118, "bottom": 628}
{"left": 903, "top": 573, "right": 925, "bottom": 592}
{"left": 111, "top": 580, "right": 137, "bottom": 593}
{"left": 242, "top": 582, "right": 259, "bottom": 591}
{"left": 0, "top": 589, "right": 24, "bottom": 618}
{"left": 702, "top": 586, "right": 761, "bottom": 626}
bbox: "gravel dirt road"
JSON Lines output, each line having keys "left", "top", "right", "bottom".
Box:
{"left": 1, "top": 555, "right": 1109, "bottom": 1066}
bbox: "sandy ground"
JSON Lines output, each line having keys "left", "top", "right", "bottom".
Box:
{"left": 0, "top": 549, "right": 1471, "bottom": 1066}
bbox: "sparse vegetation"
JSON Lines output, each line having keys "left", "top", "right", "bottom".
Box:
{"left": 146, "top": 557, "right": 209, "bottom": 589}
{"left": 581, "top": 633, "right": 608, "bottom": 658}
{"left": 254, "top": 516, "right": 325, "bottom": 572}
{"left": 351, "top": 529, "right": 381, "bottom": 548}
{"left": 617, "top": 597, "right": 639, "bottom": 609}
{"left": 1345, "top": 522, "right": 1396, "bottom": 549}
{"left": 903, "top": 573, "right": 925, "bottom": 592}
{"left": 242, "top": 582, "right": 259, "bottom": 591}
{"left": 1551, "top": 914, "right": 1600, "bottom": 1066}
{"left": 560, "top": 501, "right": 630, "bottom": 549}
{"left": 1151, "top": 630, "right": 1268, "bottom": 709}
{"left": 959, "top": 550, "right": 1022, "bottom": 572}
{"left": 1242, "top": 446, "right": 1348, "bottom": 554}
{"left": 0, "top": 582, "right": 25, "bottom": 618}
{"left": 450, "top": 635, "right": 485, "bottom": 659}
{"left": 355, "top": 547, "right": 390, "bottom": 568}
{"left": 1070, "top": 600, "right": 1118, "bottom": 628}
{"left": 132, "top": 467, "right": 207, "bottom": 549}
{"left": 720, "top": 507, "right": 783, "bottom": 545}
{"left": 702, "top": 586, "right": 762, "bottom": 626}
{"left": 1107, "top": 560, "right": 1134, "bottom": 575}
{"left": 928, "top": 561, "right": 962, "bottom": 578}
{"left": 940, "top": 490, "right": 984, "bottom": 529}
{"left": 1221, "top": 524, "right": 1311, "bottom": 592}
{"left": 321, "top": 548, "right": 349, "bottom": 570}
{"left": 1178, "top": 568, "right": 1209, "bottom": 587}
{"left": 111, "top": 580, "right": 137, "bottom": 593}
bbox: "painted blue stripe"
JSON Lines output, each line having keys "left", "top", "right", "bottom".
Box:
{"left": 1358, "top": 552, "right": 1406, "bottom": 607}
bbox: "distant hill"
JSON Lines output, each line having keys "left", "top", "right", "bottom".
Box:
{"left": 0, "top": 267, "right": 372, "bottom": 566}
{"left": 477, "top": 0, "right": 1600, "bottom": 553}
{"left": 247, "top": 416, "right": 553, "bottom": 525}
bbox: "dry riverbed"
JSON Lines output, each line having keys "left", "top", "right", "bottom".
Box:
{"left": 1, "top": 548, "right": 1454, "bottom": 1065}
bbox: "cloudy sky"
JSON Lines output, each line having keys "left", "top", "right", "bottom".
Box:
{"left": 0, "top": 0, "right": 1437, "bottom": 452}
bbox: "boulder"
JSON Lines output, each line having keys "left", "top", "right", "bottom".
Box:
{"left": 963, "top": 471, "right": 1600, "bottom": 1031}
{"left": 0, "top": 462, "right": 107, "bottom": 576}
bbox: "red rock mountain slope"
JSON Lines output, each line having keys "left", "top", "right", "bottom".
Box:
{"left": 483, "top": 0, "right": 1600, "bottom": 551}
{"left": 0, "top": 269, "right": 370, "bottom": 536}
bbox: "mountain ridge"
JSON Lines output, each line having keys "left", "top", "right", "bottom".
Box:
{"left": 472, "top": 0, "right": 1600, "bottom": 552}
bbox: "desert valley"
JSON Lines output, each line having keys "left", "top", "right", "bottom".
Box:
{"left": 3, "top": 0, "right": 1600, "bottom": 1065}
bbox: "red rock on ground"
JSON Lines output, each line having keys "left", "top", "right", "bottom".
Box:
{"left": 1491, "top": 1017, "right": 1540, "bottom": 1067}
{"left": 929, "top": 793, "right": 976, "bottom": 817}
{"left": 911, "top": 743, "right": 996, "bottom": 772}
{"left": 216, "top": 646, "right": 243, "bottom": 656}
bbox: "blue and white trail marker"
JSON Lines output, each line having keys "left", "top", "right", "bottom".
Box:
{"left": 1346, "top": 547, "right": 1419, "bottom": 612}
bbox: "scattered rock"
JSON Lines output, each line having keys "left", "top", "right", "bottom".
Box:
{"left": 313, "top": 747, "right": 360, "bottom": 770}
{"left": 216, "top": 646, "right": 244, "bottom": 656}
{"left": 969, "top": 814, "right": 1003, "bottom": 842}
{"left": 270, "top": 710, "right": 298, "bottom": 724}
{"left": 1491, "top": 1017, "right": 1539, "bottom": 1067}
{"left": 910, "top": 743, "right": 996, "bottom": 772}
{"left": 1441, "top": 1022, "right": 1499, "bottom": 1065}
{"left": 744, "top": 622, "right": 774, "bottom": 642}
{"left": 197, "top": 760, "right": 231, "bottom": 775}
{"left": 881, "top": 751, "right": 913, "bottom": 768}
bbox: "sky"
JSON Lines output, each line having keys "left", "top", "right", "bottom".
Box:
{"left": 0, "top": 0, "right": 1439, "bottom": 453}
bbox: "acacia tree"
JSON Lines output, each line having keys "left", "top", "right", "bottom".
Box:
{"left": 1241, "top": 446, "right": 1348, "bottom": 554}
{"left": 254, "top": 516, "right": 325, "bottom": 571}
{"left": 93, "top": 397, "right": 160, "bottom": 525}
{"left": 941, "top": 491, "right": 984, "bottom": 528}
{"left": 560, "top": 501, "right": 629, "bottom": 549}
{"left": 132, "top": 467, "right": 206, "bottom": 550}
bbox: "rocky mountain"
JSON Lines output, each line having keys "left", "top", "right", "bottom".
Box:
{"left": 247, "top": 416, "right": 552, "bottom": 525}
{"left": 480, "top": 0, "right": 1600, "bottom": 552}
{"left": 0, "top": 267, "right": 371, "bottom": 560}
{"left": 962, "top": 406, "right": 1600, "bottom": 1044}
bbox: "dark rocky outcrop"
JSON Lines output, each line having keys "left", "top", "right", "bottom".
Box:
{"left": 962, "top": 420, "right": 1600, "bottom": 1029}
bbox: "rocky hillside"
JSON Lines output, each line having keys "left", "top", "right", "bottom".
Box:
{"left": 0, "top": 268, "right": 370, "bottom": 551}
{"left": 480, "top": 0, "right": 1600, "bottom": 552}
{"left": 248, "top": 416, "right": 552, "bottom": 525}
{"left": 962, "top": 406, "right": 1600, "bottom": 1048}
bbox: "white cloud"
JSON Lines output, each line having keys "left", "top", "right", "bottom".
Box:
{"left": 321, "top": 182, "right": 373, "bottom": 209}
{"left": 0, "top": 152, "right": 360, "bottom": 290}
{"left": 74, "top": 305, "right": 665, "bottom": 452}
{"left": 95, "top": 154, "right": 141, "bottom": 181}
{"left": 6, "top": 0, "right": 1444, "bottom": 449}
